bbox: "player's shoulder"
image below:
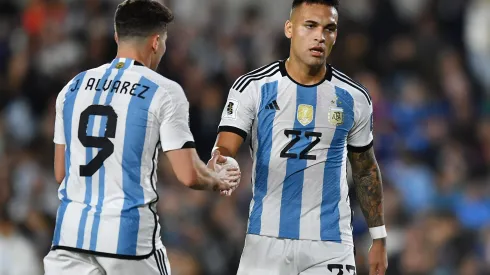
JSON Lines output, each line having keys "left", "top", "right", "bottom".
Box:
{"left": 131, "top": 65, "right": 184, "bottom": 95}
{"left": 231, "top": 60, "right": 282, "bottom": 93}
{"left": 64, "top": 63, "right": 109, "bottom": 87}
{"left": 57, "top": 67, "right": 98, "bottom": 99}
{"left": 329, "top": 65, "right": 372, "bottom": 106}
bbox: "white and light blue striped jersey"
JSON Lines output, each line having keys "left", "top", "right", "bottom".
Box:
{"left": 218, "top": 60, "right": 373, "bottom": 246}
{"left": 52, "top": 58, "right": 195, "bottom": 258}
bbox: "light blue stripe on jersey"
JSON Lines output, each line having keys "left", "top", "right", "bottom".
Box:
{"left": 77, "top": 58, "right": 120, "bottom": 248}
{"left": 320, "top": 86, "right": 354, "bottom": 241}
{"left": 89, "top": 59, "right": 132, "bottom": 251}
{"left": 53, "top": 71, "right": 87, "bottom": 246}
{"left": 248, "top": 81, "right": 278, "bottom": 235}
{"left": 279, "top": 85, "right": 318, "bottom": 239}
{"left": 117, "top": 76, "right": 158, "bottom": 255}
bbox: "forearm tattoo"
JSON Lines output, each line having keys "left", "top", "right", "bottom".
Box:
{"left": 348, "top": 148, "right": 385, "bottom": 228}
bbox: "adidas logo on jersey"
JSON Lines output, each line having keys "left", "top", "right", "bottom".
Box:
{"left": 265, "top": 100, "right": 280, "bottom": 110}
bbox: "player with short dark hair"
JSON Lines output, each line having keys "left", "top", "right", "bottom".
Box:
{"left": 212, "top": 0, "right": 388, "bottom": 274}
{"left": 114, "top": 0, "right": 174, "bottom": 39}
{"left": 43, "top": 1, "right": 240, "bottom": 274}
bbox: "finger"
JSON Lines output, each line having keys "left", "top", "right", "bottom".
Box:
{"left": 216, "top": 155, "right": 227, "bottom": 164}
{"left": 379, "top": 263, "right": 387, "bottom": 275}
{"left": 220, "top": 183, "right": 236, "bottom": 191}
{"left": 224, "top": 167, "right": 239, "bottom": 172}
{"left": 369, "top": 264, "right": 378, "bottom": 275}
{"left": 225, "top": 180, "right": 240, "bottom": 188}
{"left": 208, "top": 151, "right": 220, "bottom": 170}
{"left": 224, "top": 175, "right": 241, "bottom": 182}
{"left": 225, "top": 170, "right": 241, "bottom": 176}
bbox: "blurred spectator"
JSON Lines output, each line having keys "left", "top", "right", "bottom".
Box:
{"left": 0, "top": 184, "right": 42, "bottom": 275}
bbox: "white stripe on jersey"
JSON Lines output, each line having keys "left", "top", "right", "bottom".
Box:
{"left": 338, "top": 148, "right": 352, "bottom": 243}
{"left": 258, "top": 79, "right": 295, "bottom": 237}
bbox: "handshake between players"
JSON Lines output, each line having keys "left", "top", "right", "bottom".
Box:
{"left": 208, "top": 149, "right": 242, "bottom": 196}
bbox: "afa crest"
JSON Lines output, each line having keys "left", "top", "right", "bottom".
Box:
{"left": 297, "top": 104, "right": 314, "bottom": 126}
{"left": 115, "top": 62, "right": 125, "bottom": 69}
{"left": 328, "top": 107, "right": 344, "bottom": 126}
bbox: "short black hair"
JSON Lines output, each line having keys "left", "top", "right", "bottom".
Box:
{"left": 115, "top": 0, "right": 174, "bottom": 39}
{"left": 292, "top": 0, "right": 340, "bottom": 9}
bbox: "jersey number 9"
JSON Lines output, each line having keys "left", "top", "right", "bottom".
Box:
{"left": 78, "top": 105, "right": 118, "bottom": 177}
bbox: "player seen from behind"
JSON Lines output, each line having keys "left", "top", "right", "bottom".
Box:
{"left": 44, "top": 1, "right": 240, "bottom": 274}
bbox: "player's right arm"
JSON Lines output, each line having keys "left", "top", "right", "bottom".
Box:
{"left": 211, "top": 85, "right": 256, "bottom": 196}
{"left": 159, "top": 83, "right": 239, "bottom": 191}
{"left": 213, "top": 85, "right": 256, "bottom": 157}
{"left": 166, "top": 148, "right": 239, "bottom": 191}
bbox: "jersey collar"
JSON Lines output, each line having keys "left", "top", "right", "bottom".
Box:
{"left": 279, "top": 59, "right": 333, "bottom": 87}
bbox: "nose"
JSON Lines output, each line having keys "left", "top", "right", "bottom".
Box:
{"left": 315, "top": 29, "right": 326, "bottom": 44}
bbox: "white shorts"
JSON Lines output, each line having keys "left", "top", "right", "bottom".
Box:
{"left": 237, "top": 234, "right": 356, "bottom": 275}
{"left": 43, "top": 248, "right": 171, "bottom": 275}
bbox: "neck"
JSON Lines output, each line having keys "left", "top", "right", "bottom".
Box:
{"left": 116, "top": 44, "right": 150, "bottom": 68}
{"left": 285, "top": 55, "right": 326, "bottom": 85}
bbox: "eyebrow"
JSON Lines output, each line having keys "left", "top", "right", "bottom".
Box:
{"left": 304, "top": 20, "right": 337, "bottom": 28}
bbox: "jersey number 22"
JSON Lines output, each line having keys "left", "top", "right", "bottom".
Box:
{"left": 280, "top": 129, "right": 322, "bottom": 160}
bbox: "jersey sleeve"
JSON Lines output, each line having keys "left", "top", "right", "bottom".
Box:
{"left": 158, "top": 83, "right": 195, "bottom": 152}
{"left": 53, "top": 89, "right": 66, "bottom": 145}
{"left": 218, "top": 85, "right": 257, "bottom": 139}
{"left": 347, "top": 97, "right": 374, "bottom": 151}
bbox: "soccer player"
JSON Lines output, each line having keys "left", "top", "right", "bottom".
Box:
{"left": 43, "top": 1, "right": 240, "bottom": 274}
{"left": 212, "top": 0, "right": 388, "bottom": 274}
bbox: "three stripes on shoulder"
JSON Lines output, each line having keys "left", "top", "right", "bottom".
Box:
{"left": 331, "top": 68, "right": 372, "bottom": 105}
{"left": 232, "top": 62, "right": 280, "bottom": 93}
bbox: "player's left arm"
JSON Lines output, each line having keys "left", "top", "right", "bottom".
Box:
{"left": 347, "top": 96, "right": 387, "bottom": 275}
{"left": 348, "top": 147, "right": 384, "bottom": 228}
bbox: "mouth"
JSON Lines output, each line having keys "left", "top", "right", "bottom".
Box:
{"left": 309, "top": 46, "right": 325, "bottom": 56}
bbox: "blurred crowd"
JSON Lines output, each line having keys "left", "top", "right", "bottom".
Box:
{"left": 1, "top": 0, "right": 490, "bottom": 274}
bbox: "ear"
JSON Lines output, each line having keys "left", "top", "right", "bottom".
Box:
{"left": 284, "top": 20, "right": 293, "bottom": 39}
{"left": 151, "top": 34, "right": 160, "bottom": 54}
{"left": 114, "top": 32, "right": 118, "bottom": 44}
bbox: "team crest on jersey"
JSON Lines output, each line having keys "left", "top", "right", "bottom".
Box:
{"left": 297, "top": 104, "right": 314, "bottom": 126}
{"left": 115, "top": 62, "right": 125, "bottom": 69}
{"left": 328, "top": 107, "right": 344, "bottom": 126}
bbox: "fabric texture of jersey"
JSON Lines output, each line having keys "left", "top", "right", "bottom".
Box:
{"left": 218, "top": 60, "right": 373, "bottom": 246}
{"left": 52, "top": 58, "right": 194, "bottom": 258}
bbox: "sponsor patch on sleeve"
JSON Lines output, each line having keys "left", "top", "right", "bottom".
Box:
{"left": 223, "top": 99, "right": 239, "bottom": 120}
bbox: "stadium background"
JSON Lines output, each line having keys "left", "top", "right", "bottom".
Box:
{"left": 1, "top": 0, "right": 490, "bottom": 274}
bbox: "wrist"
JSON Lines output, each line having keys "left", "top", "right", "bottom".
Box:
{"left": 373, "top": 237, "right": 386, "bottom": 246}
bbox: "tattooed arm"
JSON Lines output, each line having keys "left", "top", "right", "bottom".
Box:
{"left": 348, "top": 147, "right": 385, "bottom": 232}
{"left": 348, "top": 146, "right": 387, "bottom": 274}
